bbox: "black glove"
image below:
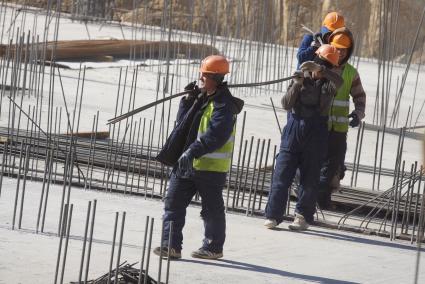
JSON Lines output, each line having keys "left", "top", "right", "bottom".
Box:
{"left": 176, "top": 149, "right": 194, "bottom": 178}
{"left": 348, "top": 112, "right": 360, "bottom": 128}
{"left": 184, "top": 81, "right": 201, "bottom": 98}
{"left": 311, "top": 33, "right": 322, "bottom": 48}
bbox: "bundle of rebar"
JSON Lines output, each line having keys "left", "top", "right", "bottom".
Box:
{"left": 71, "top": 262, "right": 158, "bottom": 284}
{"left": 1, "top": 125, "right": 424, "bottom": 243}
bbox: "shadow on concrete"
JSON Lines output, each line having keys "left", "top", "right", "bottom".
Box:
{"left": 299, "top": 228, "right": 425, "bottom": 253}
{"left": 271, "top": 227, "right": 425, "bottom": 252}
{"left": 179, "top": 258, "right": 360, "bottom": 284}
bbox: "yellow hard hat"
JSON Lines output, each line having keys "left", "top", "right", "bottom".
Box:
{"left": 322, "top": 12, "right": 345, "bottom": 32}
{"left": 330, "top": 33, "right": 352, "bottom": 49}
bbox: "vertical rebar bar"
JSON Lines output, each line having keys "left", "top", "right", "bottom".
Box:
{"left": 78, "top": 201, "right": 92, "bottom": 283}
{"left": 114, "top": 211, "right": 126, "bottom": 283}
{"left": 144, "top": 217, "right": 154, "bottom": 284}
{"left": 84, "top": 199, "right": 97, "bottom": 283}
{"left": 107, "top": 212, "right": 119, "bottom": 284}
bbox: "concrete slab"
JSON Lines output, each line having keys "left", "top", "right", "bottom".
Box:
{"left": 0, "top": 178, "right": 423, "bottom": 283}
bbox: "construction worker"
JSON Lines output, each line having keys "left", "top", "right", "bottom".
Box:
{"left": 297, "top": 12, "right": 345, "bottom": 69}
{"left": 153, "top": 55, "right": 244, "bottom": 260}
{"left": 264, "top": 45, "right": 343, "bottom": 230}
{"left": 317, "top": 28, "right": 366, "bottom": 209}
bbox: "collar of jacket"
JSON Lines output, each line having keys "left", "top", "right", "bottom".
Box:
{"left": 198, "top": 84, "right": 228, "bottom": 108}
{"left": 192, "top": 83, "right": 244, "bottom": 115}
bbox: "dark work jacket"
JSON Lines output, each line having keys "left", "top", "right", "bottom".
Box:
{"left": 296, "top": 26, "right": 331, "bottom": 69}
{"left": 281, "top": 68, "right": 343, "bottom": 118}
{"left": 297, "top": 34, "right": 318, "bottom": 69}
{"left": 156, "top": 83, "right": 244, "bottom": 167}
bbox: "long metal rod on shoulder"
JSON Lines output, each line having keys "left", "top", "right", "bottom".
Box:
{"left": 107, "top": 75, "right": 297, "bottom": 125}
{"left": 107, "top": 90, "right": 191, "bottom": 125}
{"left": 301, "top": 24, "right": 323, "bottom": 45}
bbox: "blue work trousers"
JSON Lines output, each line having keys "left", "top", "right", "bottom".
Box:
{"left": 162, "top": 170, "right": 226, "bottom": 253}
{"left": 265, "top": 113, "right": 328, "bottom": 224}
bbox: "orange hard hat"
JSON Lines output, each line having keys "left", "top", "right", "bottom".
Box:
{"left": 330, "top": 33, "right": 352, "bottom": 48}
{"left": 322, "top": 12, "right": 345, "bottom": 31}
{"left": 199, "top": 55, "right": 230, "bottom": 74}
{"left": 315, "top": 44, "right": 339, "bottom": 66}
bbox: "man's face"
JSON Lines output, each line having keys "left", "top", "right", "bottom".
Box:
{"left": 199, "top": 72, "right": 218, "bottom": 94}
{"left": 337, "top": 48, "right": 348, "bottom": 64}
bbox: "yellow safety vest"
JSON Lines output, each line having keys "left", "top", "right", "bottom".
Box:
{"left": 193, "top": 101, "right": 235, "bottom": 173}
{"left": 328, "top": 63, "right": 357, "bottom": 133}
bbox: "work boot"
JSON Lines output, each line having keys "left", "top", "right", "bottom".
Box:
{"left": 153, "top": 246, "right": 181, "bottom": 259}
{"left": 191, "top": 248, "right": 223, "bottom": 260}
{"left": 288, "top": 214, "right": 309, "bottom": 231}
{"left": 264, "top": 219, "right": 278, "bottom": 229}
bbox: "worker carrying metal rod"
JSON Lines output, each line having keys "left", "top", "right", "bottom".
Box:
{"left": 264, "top": 45, "right": 343, "bottom": 231}
{"left": 297, "top": 12, "right": 366, "bottom": 209}
{"left": 153, "top": 55, "right": 244, "bottom": 260}
{"left": 107, "top": 73, "right": 296, "bottom": 125}
{"left": 318, "top": 27, "right": 367, "bottom": 209}
{"left": 297, "top": 12, "right": 345, "bottom": 69}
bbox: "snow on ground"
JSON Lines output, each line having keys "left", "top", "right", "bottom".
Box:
{"left": 0, "top": 177, "right": 424, "bottom": 284}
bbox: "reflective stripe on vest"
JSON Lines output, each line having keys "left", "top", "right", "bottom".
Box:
{"left": 329, "top": 116, "right": 349, "bottom": 123}
{"left": 332, "top": 100, "right": 350, "bottom": 107}
{"left": 328, "top": 63, "right": 357, "bottom": 133}
{"left": 193, "top": 101, "right": 235, "bottom": 173}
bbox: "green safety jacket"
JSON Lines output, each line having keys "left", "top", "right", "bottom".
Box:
{"left": 329, "top": 63, "right": 357, "bottom": 133}
{"left": 193, "top": 101, "right": 236, "bottom": 173}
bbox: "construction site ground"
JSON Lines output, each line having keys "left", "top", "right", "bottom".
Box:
{"left": 1, "top": 4, "right": 425, "bottom": 284}
{"left": 0, "top": 177, "right": 423, "bottom": 284}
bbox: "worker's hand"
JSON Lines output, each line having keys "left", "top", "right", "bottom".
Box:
{"left": 348, "top": 112, "right": 360, "bottom": 128}
{"left": 184, "top": 81, "right": 201, "bottom": 99}
{"left": 310, "top": 40, "right": 321, "bottom": 48}
{"left": 311, "top": 33, "right": 322, "bottom": 48}
{"left": 300, "top": 61, "right": 323, "bottom": 73}
{"left": 293, "top": 71, "right": 304, "bottom": 85}
{"left": 176, "top": 149, "right": 194, "bottom": 178}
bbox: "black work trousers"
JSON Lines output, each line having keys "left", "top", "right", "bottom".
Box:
{"left": 318, "top": 130, "right": 347, "bottom": 207}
